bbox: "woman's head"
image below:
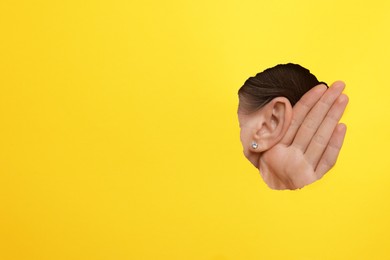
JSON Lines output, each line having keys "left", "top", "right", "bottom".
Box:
{"left": 238, "top": 63, "right": 326, "bottom": 114}
{"left": 237, "top": 63, "right": 326, "bottom": 168}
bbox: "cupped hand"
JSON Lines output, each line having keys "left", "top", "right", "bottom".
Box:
{"left": 259, "top": 82, "right": 349, "bottom": 190}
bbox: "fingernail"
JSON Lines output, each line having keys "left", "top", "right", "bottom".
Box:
{"left": 332, "top": 81, "right": 346, "bottom": 88}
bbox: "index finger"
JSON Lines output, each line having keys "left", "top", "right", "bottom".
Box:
{"left": 281, "top": 83, "right": 328, "bottom": 145}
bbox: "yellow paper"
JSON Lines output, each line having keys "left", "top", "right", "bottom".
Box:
{"left": 0, "top": 0, "right": 389, "bottom": 259}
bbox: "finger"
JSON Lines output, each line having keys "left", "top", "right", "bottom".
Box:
{"left": 305, "top": 94, "right": 349, "bottom": 167}
{"left": 292, "top": 81, "right": 345, "bottom": 151}
{"left": 281, "top": 83, "right": 328, "bottom": 145}
{"left": 315, "top": 123, "right": 347, "bottom": 179}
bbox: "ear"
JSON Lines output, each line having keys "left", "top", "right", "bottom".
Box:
{"left": 250, "top": 97, "right": 292, "bottom": 152}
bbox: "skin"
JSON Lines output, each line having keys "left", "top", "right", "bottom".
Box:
{"left": 238, "top": 81, "right": 348, "bottom": 190}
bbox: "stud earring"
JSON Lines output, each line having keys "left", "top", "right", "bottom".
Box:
{"left": 251, "top": 141, "right": 258, "bottom": 149}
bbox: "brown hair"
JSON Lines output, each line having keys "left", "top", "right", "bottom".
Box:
{"left": 238, "top": 63, "right": 327, "bottom": 114}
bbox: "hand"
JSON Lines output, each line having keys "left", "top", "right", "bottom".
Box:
{"left": 258, "top": 82, "right": 349, "bottom": 190}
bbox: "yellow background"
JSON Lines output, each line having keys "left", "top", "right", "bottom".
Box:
{"left": 1, "top": 0, "right": 389, "bottom": 259}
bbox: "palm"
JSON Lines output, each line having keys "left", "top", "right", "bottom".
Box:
{"left": 258, "top": 82, "right": 348, "bottom": 190}
{"left": 260, "top": 143, "right": 315, "bottom": 190}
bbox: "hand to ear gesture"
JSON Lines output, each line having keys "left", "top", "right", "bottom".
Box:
{"left": 259, "top": 82, "right": 348, "bottom": 190}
